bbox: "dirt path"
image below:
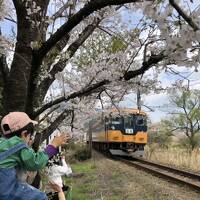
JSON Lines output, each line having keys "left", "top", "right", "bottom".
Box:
{"left": 69, "top": 152, "right": 200, "bottom": 200}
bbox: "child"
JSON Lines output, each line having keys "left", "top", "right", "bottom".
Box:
{"left": 0, "top": 112, "right": 70, "bottom": 200}
{"left": 47, "top": 154, "right": 72, "bottom": 187}
{"left": 46, "top": 154, "right": 72, "bottom": 200}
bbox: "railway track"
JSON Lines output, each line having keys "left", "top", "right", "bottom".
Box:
{"left": 115, "top": 156, "right": 200, "bottom": 192}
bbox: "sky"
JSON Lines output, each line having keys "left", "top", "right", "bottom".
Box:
{"left": 120, "top": 68, "right": 200, "bottom": 123}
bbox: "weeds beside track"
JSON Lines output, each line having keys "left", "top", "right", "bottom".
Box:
{"left": 113, "top": 156, "right": 200, "bottom": 192}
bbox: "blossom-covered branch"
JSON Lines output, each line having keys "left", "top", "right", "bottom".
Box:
{"left": 33, "top": 79, "right": 108, "bottom": 118}
{"left": 33, "top": 52, "right": 164, "bottom": 118}
{"left": 169, "top": 0, "right": 199, "bottom": 31}
{"left": 33, "top": 18, "right": 102, "bottom": 110}
{"left": 37, "top": 0, "right": 145, "bottom": 59}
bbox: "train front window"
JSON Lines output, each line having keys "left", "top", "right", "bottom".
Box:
{"left": 136, "top": 116, "right": 147, "bottom": 126}
{"left": 124, "top": 115, "right": 133, "bottom": 127}
{"left": 124, "top": 115, "right": 134, "bottom": 134}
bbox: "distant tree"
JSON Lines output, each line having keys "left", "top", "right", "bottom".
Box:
{"left": 163, "top": 88, "right": 200, "bottom": 150}
{"left": 148, "top": 120, "right": 172, "bottom": 149}
{"left": 145, "top": 120, "right": 172, "bottom": 159}
{"left": 179, "top": 135, "right": 200, "bottom": 150}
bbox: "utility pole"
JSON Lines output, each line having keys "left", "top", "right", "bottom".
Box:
{"left": 137, "top": 87, "right": 141, "bottom": 111}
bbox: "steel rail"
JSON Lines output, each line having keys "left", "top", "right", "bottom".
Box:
{"left": 115, "top": 157, "right": 200, "bottom": 192}
{"left": 132, "top": 157, "right": 200, "bottom": 181}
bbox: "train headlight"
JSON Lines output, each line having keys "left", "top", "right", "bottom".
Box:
{"left": 111, "top": 126, "right": 115, "bottom": 130}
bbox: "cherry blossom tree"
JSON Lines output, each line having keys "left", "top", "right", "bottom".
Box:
{"left": 0, "top": 0, "right": 200, "bottom": 149}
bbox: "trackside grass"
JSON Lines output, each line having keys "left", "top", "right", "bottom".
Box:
{"left": 145, "top": 146, "right": 200, "bottom": 173}
{"left": 63, "top": 151, "right": 200, "bottom": 200}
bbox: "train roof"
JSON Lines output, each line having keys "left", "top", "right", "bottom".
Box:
{"left": 107, "top": 108, "right": 147, "bottom": 116}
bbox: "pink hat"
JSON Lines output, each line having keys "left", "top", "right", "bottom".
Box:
{"left": 1, "top": 112, "right": 38, "bottom": 135}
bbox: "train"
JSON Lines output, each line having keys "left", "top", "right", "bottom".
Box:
{"left": 87, "top": 108, "right": 148, "bottom": 157}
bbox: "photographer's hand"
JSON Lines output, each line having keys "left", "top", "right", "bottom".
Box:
{"left": 51, "top": 134, "right": 71, "bottom": 148}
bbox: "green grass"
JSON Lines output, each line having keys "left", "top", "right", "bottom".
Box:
{"left": 64, "top": 160, "right": 97, "bottom": 200}
{"left": 71, "top": 186, "right": 92, "bottom": 200}
{"left": 70, "top": 161, "right": 95, "bottom": 173}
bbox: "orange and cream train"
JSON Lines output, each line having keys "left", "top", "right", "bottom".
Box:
{"left": 88, "top": 108, "right": 148, "bottom": 157}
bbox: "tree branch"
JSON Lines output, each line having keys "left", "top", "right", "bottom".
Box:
{"left": 51, "top": 2, "right": 71, "bottom": 20}
{"left": 40, "top": 109, "right": 72, "bottom": 142}
{"left": 169, "top": 0, "right": 199, "bottom": 31}
{"left": 5, "top": 17, "right": 17, "bottom": 24}
{"left": 104, "top": 90, "right": 121, "bottom": 113}
{"left": 33, "top": 52, "right": 164, "bottom": 117}
{"left": 123, "top": 52, "right": 165, "bottom": 80}
{"left": 44, "top": 34, "right": 70, "bottom": 71}
{"left": 34, "top": 18, "right": 102, "bottom": 109}
{"left": 33, "top": 79, "right": 109, "bottom": 118}
{"left": 49, "top": 18, "right": 101, "bottom": 78}
{"left": 37, "top": 0, "right": 144, "bottom": 58}
{"left": 38, "top": 105, "right": 60, "bottom": 124}
{"left": 27, "top": 34, "right": 70, "bottom": 112}
{"left": 32, "top": 109, "right": 72, "bottom": 151}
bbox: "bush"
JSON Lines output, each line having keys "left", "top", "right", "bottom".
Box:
{"left": 74, "top": 145, "right": 91, "bottom": 161}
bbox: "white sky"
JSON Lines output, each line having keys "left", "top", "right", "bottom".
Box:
{"left": 120, "top": 68, "right": 200, "bottom": 123}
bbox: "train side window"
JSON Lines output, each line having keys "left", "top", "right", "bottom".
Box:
{"left": 111, "top": 117, "right": 122, "bottom": 125}
{"left": 105, "top": 116, "right": 123, "bottom": 130}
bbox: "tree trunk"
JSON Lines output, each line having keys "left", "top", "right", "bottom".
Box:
{"left": 3, "top": 0, "right": 48, "bottom": 115}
